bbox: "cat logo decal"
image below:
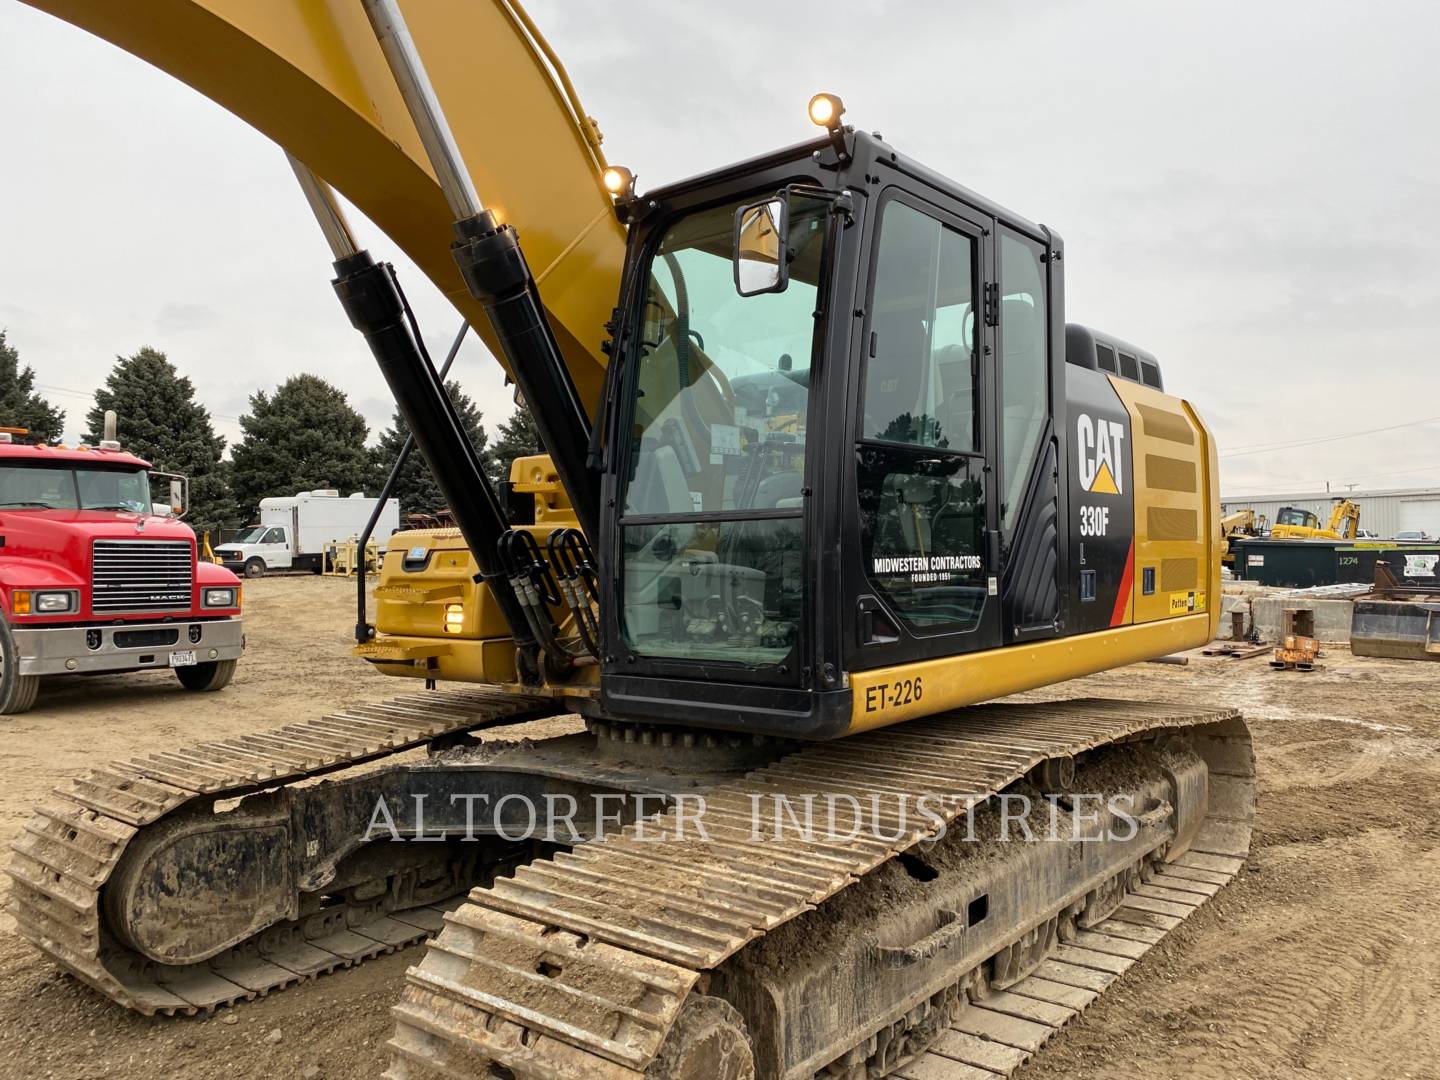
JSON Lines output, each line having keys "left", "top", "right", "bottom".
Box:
{"left": 1077, "top": 413, "right": 1126, "bottom": 495}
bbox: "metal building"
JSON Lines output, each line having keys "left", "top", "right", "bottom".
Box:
{"left": 1220, "top": 486, "right": 1440, "bottom": 540}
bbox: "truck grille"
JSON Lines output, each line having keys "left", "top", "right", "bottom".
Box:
{"left": 91, "top": 539, "right": 194, "bottom": 613}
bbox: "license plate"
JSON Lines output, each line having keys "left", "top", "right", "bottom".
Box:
{"left": 169, "top": 650, "right": 197, "bottom": 667}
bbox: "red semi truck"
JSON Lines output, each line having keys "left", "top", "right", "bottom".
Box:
{"left": 0, "top": 424, "right": 244, "bottom": 714}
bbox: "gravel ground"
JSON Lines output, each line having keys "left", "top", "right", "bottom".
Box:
{"left": 1, "top": 575, "right": 1436, "bottom": 1079}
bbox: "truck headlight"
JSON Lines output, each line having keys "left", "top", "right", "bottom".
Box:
{"left": 202, "top": 587, "right": 238, "bottom": 609}
{"left": 33, "top": 591, "right": 78, "bottom": 614}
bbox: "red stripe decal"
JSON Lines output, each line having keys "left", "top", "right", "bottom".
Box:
{"left": 1110, "top": 541, "right": 1135, "bottom": 627}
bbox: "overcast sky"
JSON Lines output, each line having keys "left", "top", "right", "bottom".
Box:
{"left": 2, "top": 0, "right": 1437, "bottom": 496}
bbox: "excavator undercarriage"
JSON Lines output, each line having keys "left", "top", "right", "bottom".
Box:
{"left": 9, "top": 690, "right": 558, "bottom": 1012}
{"left": 10, "top": 693, "right": 1251, "bottom": 1079}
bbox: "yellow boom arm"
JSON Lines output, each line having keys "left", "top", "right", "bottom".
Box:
{"left": 25, "top": 0, "right": 625, "bottom": 411}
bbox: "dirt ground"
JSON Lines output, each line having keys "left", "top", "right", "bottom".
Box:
{"left": 1, "top": 575, "right": 1438, "bottom": 1079}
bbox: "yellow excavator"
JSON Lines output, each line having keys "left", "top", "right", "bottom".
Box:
{"left": 1220, "top": 508, "right": 1262, "bottom": 539}
{"left": 9, "top": 4, "right": 1253, "bottom": 1079}
{"left": 1219, "top": 508, "right": 1264, "bottom": 566}
{"left": 1268, "top": 498, "right": 1361, "bottom": 541}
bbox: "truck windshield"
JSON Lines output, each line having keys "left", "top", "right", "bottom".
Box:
{"left": 0, "top": 464, "right": 151, "bottom": 512}
{"left": 230, "top": 527, "right": 267, "bottom": 544}
{"left": 617, "top": 193, "right": 831, "bottom": 668}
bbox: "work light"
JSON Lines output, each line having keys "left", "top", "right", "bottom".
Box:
{"left": 808, "top": 93, "right": 845, "bottom": 129}
{"left": 601, "top": 165, "right": 635, "bottom": 199}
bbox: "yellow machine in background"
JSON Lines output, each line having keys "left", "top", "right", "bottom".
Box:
{"left": 1270, "top": 498, "right": 1361, "bottom": 540}
{"left": 1221, "top": 507, "right": 1263, "bottom": 538}
{"left": 1220, "top": 507, "right": 1264, "bottom": 565}
{"left": 358, "top": 454, "right": 584, "bottom": 688}
{"left": 321, "top": 536, "right": 380, "bottom": 576}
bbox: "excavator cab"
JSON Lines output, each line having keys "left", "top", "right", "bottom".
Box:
{"left": 1271, "top": 500, "right": 1360, "bottom": 540}
{"left": 1275, "top": 507, "right": 1319, "bottom": 530}
{"left": 598, "top": 130, "right": 1069, "bottom": 736}
{"left": 311, "top": 77, "right": 1215, "bottom": 743}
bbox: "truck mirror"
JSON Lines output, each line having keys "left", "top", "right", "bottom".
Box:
{"left": 169, "top": 478, "right": 185, "bottom": 515}
{"left": 733, "top": 196, "right": 789, "bottom": 296}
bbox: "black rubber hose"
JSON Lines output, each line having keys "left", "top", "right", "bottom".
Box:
{"left": 354, "top": 319, "right": 469, "bottom": 644}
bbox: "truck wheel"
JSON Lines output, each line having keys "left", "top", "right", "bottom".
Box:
{"left": 244, "top": 558, "right": 266, "bottom": 578}
{"left": 176, "top": 658, "right": 237, "bottom": 692}
{"left": 0, "top": 613, "right": 41, "bottom": 715}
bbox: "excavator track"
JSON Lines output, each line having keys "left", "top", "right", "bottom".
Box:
{"left": 6, "top": 687, "right": 559, "bottom": 1016}
{"left": 387, "top": 699, "right": 1253, "bottom": 1080}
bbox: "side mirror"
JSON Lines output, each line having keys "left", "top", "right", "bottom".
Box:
{"left": 168, "top": 478, "right": 185, "bottom": 516}
{"left": 733, "top": 197, "right": 789, "bottom": 296}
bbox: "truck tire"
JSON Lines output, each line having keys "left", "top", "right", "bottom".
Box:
{"left": 176, "top": 658, "right": 237, "bottom": 692}
{"left": 244, "top": 557, "right": 266, "bottom": 578}
{"left": 0, "top": 613, "right": 41, "bottom": 715}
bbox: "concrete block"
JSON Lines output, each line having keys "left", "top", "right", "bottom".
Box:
{"left": 1251, "top": 596, "right": 1355, "bottom": 643}
{"left": 1222, "top": 579, "right": 1272, "bottom": 597}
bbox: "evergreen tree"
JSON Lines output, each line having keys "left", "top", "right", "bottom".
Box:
{"left": 230, "top": 374, "right": 370, "bottom": 520}
{"left": 370, "top": 380, "right": 491, "bottom": 516}
{"left": 485, "top": 406, "right": 544, "bottom": 487}
{"left": 0, "top": 331, "right": 65, "bottom": 441}
{"left": 84, "top": 347, "right": 233, "bottom": 533}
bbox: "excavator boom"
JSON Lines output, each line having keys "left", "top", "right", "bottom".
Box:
{"left": 24, "top": 0, "right": 623, "bottom": 411}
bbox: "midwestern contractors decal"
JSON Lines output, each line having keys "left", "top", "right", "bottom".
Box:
{"left": 874, "top": 554, "right": 982, "bottom": 583}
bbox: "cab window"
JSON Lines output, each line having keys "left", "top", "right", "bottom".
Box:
{"left": 617, "top": 193, "right": 832, "bottom": 668}
{"left": 75, "top": 467, "right": 151, "bottom": 513}
{"left": 858, "top": 200, "right": 985, "bottom": 634}
{"left": 998, "top": 231, "right": 1049, "bottom": 534}
{"left": 862, "top": 202, "right": 978, "bottom": 451}
{"left": 0, "top": 464, "right": 78, "bottom": 509}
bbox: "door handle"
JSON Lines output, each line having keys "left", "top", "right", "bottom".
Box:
{"left": 856, "top": 596, "right": 899, "bottom": 646}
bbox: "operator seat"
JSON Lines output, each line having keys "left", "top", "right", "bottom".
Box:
{"left": 865, "top": 310, "right": 930, "bottom": 443}
{"left": 625, "top": 442, "right": 692, "bottom": 516}
{"left": 934, "top": 343, "right": 976, "bottom": 452}
{"left": 752, "top": 470, "right": 803, "bottom": 510}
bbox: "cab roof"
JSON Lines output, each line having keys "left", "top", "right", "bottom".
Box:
{"left": 0, "top": 442, "right": 152, "bottom": 469}
{"left": 644, "top": 129, "right": 1049, "bottom": 244}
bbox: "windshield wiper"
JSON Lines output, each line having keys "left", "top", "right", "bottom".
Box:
{"left": 85, "top": 504, "right": 138, "bottom": 512}
{"left": 0, "top": 501, "right": 58, "bottom": 508}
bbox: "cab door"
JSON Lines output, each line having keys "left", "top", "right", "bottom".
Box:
{"left": 993, "top": 226, "right": 1062, "bottom": 643}
{"left": 844, "top": 189, "right": 1002, "bottom": 669}
{"left": 259, "top": 526, "right": 292, "bottom": 568}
